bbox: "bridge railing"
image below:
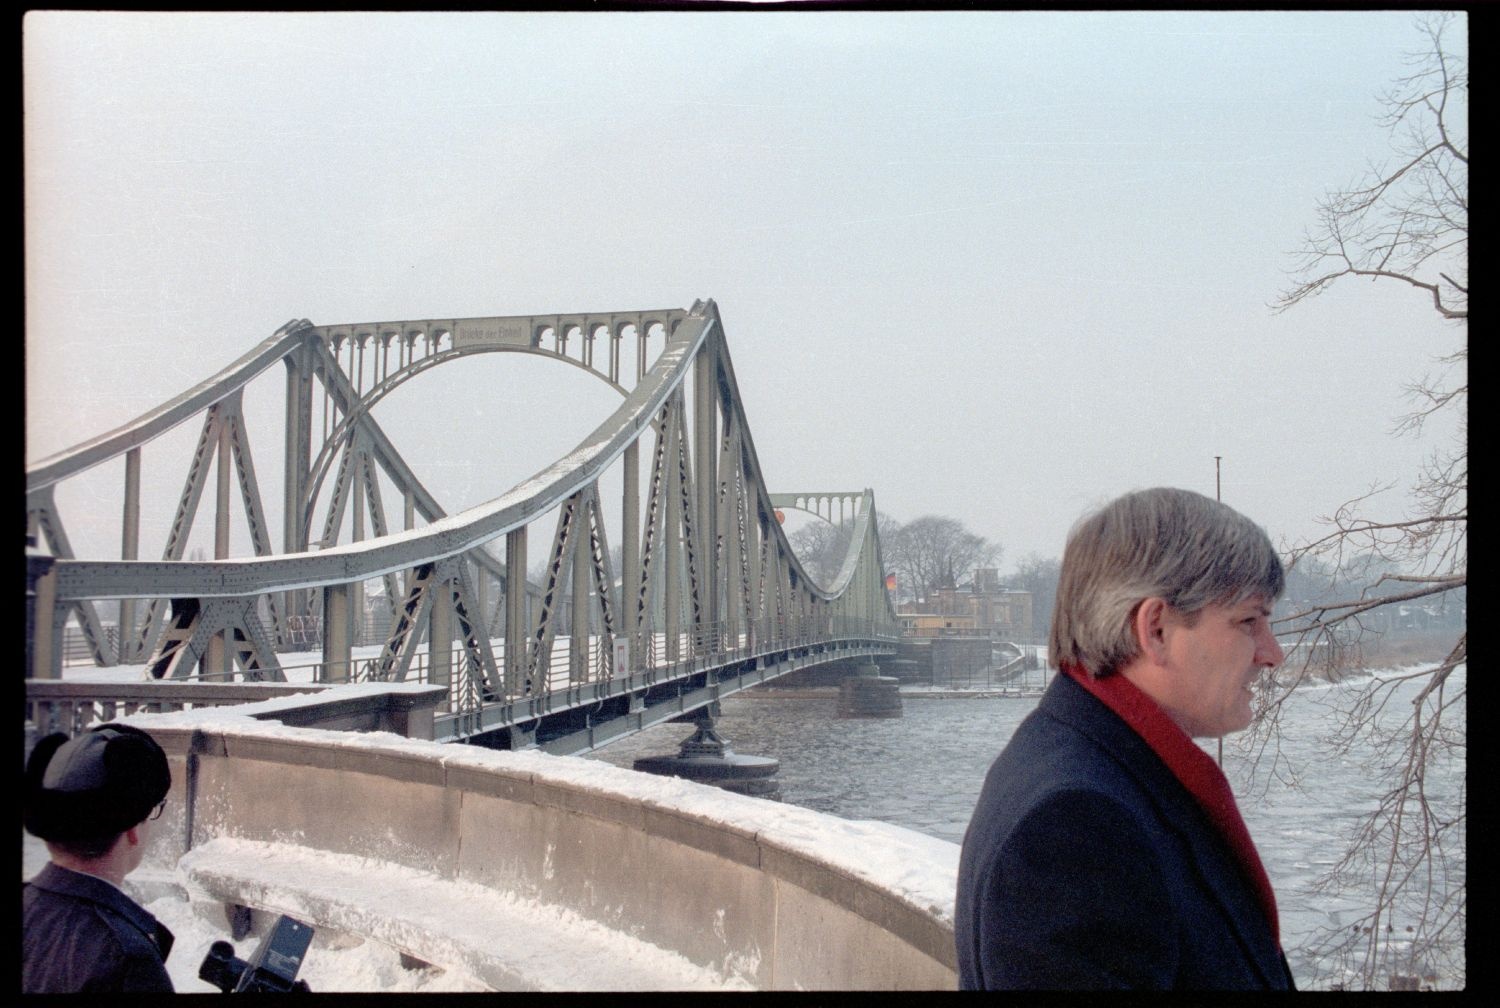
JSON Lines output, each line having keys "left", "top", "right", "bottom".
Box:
{"left": 281, "top": 612, "right": 898, "bottom": 720}
{"left": 24, "top": 680, "right": 330, "bottom": 739}
{"left": 24, "top": 680, "right": 450, "bottom": 749}
{"left": 27, "top": 612, "right": 899, "bottom": 744}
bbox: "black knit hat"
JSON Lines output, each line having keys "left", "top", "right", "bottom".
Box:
{"left": 24, "top": 724, "right": 171, "bottom": 842}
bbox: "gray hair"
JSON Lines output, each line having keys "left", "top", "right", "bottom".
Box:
{"left": 1049, "top": 487, "right": 1284, "bottom": 677}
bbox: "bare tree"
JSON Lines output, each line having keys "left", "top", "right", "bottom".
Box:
{"left": 1008, "top": 553, "right": 1061, "bottom": 643}
{"left": 1256, "top": 12, "right": 1466, "bottom": 990}
{"left": 881, "top": 514, "right": 1001, "bottom": 603}
{"left": 787, "top": 517, "right": 856, "bottom": 590}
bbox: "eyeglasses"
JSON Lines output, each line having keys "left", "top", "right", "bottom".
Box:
{"left": 148, "top": 800, "right": 166, "bottom": 821}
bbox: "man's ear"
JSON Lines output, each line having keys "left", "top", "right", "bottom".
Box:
{"left": 1132, "top": 597, "right": 1171, "bottom": 664}
{"left": 123, "top": 825, "right": 142, "bottom": 848}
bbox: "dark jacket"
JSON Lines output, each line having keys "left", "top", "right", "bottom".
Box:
{"left": 955, "top": 673, "right": 1295, "bottom": 990}
{"left": 22, "top": 862, "right": 175, "bottom": 993}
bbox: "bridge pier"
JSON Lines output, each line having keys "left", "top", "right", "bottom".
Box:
{"left": 505, "top": 722, "right": 538, "bottom": 750}
{"left": 633, "top": 708, "right": 780, "bottom": 799}
{"left": 837, "top": 661, "right": 902, "bottom": 718}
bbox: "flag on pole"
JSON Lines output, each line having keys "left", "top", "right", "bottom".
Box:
{"left": 885, "top": 573, "right": 897, "bottom": 592}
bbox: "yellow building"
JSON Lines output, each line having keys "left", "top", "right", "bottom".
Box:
{"left": 897, "top": 567, "right": 1033, "bottom": 641}
{"left": 897, "top": 612, "right": 978, "bottom": 636}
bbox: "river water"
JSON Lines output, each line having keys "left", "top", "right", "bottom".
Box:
{"left": 586, "top": 665, "right": 1466, "bottom": 990}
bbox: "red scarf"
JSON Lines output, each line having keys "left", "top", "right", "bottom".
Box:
{"left": 1061, "top": 663, "right": 1280, "bottom": 946}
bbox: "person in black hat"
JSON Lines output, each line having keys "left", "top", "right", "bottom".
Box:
{"left": 23, "top": 722, "right": 176, "bottom": 992}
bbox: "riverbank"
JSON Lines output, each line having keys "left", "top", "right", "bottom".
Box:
{"left": 1270, "top": 629, "right": 1460, "bottom": 686}
{"left": 743, "top": 686, "right": 1045, "bottom": 700}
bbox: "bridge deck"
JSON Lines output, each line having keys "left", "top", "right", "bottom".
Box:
{"left": 449, "top": 633, "right": 896, "bottom": 753}
{"left": 34, "top": 629, "right": 898, "bottom": 755}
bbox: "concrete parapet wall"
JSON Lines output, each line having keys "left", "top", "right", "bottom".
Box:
{"left": 137, "top": 713, "right": 957, "bottom": 990}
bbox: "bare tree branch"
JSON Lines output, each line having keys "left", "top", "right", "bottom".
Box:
{"left": 880, "top": 514, "right": 1000, "bottom": 603}
{"left": 1272, "top": 11, "right": 1467, "bottom": 326}
{"left": 1258, "top": 11, "right": 1467, "bottom": 990}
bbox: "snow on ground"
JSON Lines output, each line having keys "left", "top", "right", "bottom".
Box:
{"left": 175, "top": 837, "right": 755, "bottom": 991}
{"left": 23, "top": 829, "right": 487, "bottom": 992}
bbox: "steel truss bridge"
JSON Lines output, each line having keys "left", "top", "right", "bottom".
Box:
{"left": 26, "top": 300, "right": 899, "bottom": 752}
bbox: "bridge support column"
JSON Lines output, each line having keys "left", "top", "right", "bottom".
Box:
{"left": 26, "top": 545, "right": 60, "bottom": 681}
{"left": 282, "top": 340, "right": 313, "bottom": 645}
{"left": 206, "top": 415, "right": 233, "bottom": 680}
{"left": 429, "top": 577, "right": 452, "bottom": 691}
{"left": 721, "top": 431, "right": 743, "bottom": 648}
{"left": 474, "top": 562, "right": 487, "bottom": 648}
{"left": 569, "top": 539, "right": 589, "bottom": 683}
{"left": 693, "top": 340, "right": 717, "bottom": 637}
{"left": 746, "top": 512, "right": 762, "bottom": 651}
{"left": 505, "top": 527, "right": 528, "bottom": 695}
{"left": 321, "top": 583, "right": 352, "bottom": 683}
{"left": 837, "top": 661, "right": 902, "bottom": 719}
{"left": 119, "top": 447, "right": 141, "bottom": 663}
{"left": 633, "top": 707, "right": 780, "bottom": 800}
{"left": 351, "top": 461, "right": 366, "bottom": 646}
{"left": 621, "top": 440, "right": 639, "bottom": 664}
{"left": 402, "top": 491, "right": 416, "bottom": 597}
{"left": 505, "top": 721, "right": 537, "bottom": 750}
{"left": 665, "top": 443, "right": 682, "bottom": 664}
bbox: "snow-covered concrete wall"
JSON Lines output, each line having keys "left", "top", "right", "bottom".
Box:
{"left": 135, "top": 710, "right": 958, "bottom": 990}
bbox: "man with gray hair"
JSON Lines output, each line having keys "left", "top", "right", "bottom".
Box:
{"left": 955, "top": 487, "right": 1295, "bottom": 989}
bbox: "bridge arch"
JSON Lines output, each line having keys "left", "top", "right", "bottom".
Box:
{"left": 298, "top": 339, "right": 631, "bottom": 543}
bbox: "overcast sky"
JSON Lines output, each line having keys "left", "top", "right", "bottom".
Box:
{"left": 24, "top": 10, "right": 1466, "bottom": 571}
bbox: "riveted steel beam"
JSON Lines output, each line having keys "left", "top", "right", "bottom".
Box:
{"left": 26, "top": 319, "right": 313, "bottom": 495}
{"left": 46, "top": 308, "right": 715, "bottom": 603}
{"left": 26, "top": 487, "right": 117, "bottom": 668}
{"left": 119, "top": 448, "right": 141, "bottom": 662}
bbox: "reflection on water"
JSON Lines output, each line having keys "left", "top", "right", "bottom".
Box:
{"left": 586, "top": 669, "right": 1464, "bottom": 990}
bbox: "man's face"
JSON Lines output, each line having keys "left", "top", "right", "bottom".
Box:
{"left": 1156, "top": 596, "right": 1284, "bottom": 738}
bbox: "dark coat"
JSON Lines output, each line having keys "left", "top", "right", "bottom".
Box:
{"left": 22, "top": 862, "right": 175, "bottom": 993}
{"left": 955, "top": 673, "right": 1295, "bottom": 990}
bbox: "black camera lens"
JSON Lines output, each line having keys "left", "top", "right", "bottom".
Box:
{"left": 199, "top": 940, "right": 246, "bottom": 992}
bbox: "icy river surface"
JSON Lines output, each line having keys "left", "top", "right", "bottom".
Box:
{"left": 587, "top": 665, "right": 1466, "bottom": 990}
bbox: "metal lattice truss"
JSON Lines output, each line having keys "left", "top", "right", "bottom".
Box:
{"left": 26, "top": 300, "right": 899, "bottom": 737}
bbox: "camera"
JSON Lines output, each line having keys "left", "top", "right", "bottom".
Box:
{"left": 199, "top": 914, "right": 315, "bottom": 992}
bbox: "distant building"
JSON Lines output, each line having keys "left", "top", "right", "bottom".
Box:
{"left": 898, "top": 612, "right": 979, "bottom": 636}
{"left": 897, "top": 566, "right": 1033, "bottom": 641}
